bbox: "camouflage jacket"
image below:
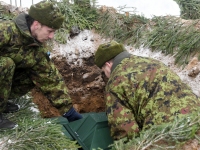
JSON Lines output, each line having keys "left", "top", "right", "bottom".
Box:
{"left": 105, "top": 51, "right": 200, "bottom": 140}
{"left": 0, "top": 13, "right": 72, "bottom": 113}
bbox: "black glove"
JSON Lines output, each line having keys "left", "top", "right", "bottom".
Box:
{"left": 63, "top": 107, "right": 82, "bottom": 122}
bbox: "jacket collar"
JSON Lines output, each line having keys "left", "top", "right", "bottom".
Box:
{"left": 13, "top": 13, "right": 41, "bottom": 46}
{"left": 111, "top": 51, "right": 131, "bottom": 72}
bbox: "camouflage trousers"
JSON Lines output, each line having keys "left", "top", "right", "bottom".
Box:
{"left": 0, "top": 57, "right": 34, "bottom": 112}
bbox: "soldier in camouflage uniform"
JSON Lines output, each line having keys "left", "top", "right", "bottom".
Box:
{"left": 94, "top": 40, "right": 200, "bottom": 140}
{"left": 0, "top": 1, "right": 82, "bottom": 129}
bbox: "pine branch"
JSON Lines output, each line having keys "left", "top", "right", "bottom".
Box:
{"left": 173, "top": 0, "right": 200, "bottom": 19}
{"left": 110, "top": 111, "right": 200, "bottom": 150}
{"left": 96, "top": 6, "right": 148, "bottom": 46}
{"left": 143, "top": 16, "right": 200, "bottom": 66}
{"left": 0, "top": 95, "right": 80, "bottom": 150}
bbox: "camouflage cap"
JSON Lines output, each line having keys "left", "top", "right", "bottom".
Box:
{"left": 28, "top": 1, "right": 64, "bottom": 29}
{"left": 94, "top": 40, "right": 126, "bottom": 68}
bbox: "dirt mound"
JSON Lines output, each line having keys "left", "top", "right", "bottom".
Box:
{"left": 52, "top": 55, "right": 106, "bottom": 113}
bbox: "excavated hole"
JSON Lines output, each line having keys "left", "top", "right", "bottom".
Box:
{"left": 31, "top": 55, "right": 107, "bottom": 118}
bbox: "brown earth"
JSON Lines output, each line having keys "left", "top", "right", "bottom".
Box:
{"left": 31, "top": 54, "right": 107, "bottom": 118}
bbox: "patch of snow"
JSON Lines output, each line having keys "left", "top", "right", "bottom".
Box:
{"left": 58, "top": 30, "right": 96, "bottom": 65}
{"left": 30, "top": 106, "right": 40, "bottom": 113}
{"left": 0, "top": 137, "right": 9, "bottom": 150}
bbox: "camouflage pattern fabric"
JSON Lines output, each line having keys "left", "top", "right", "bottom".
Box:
{"left": 0, "top": 13, "right": 72, "bottom": 114}
{"left": 0, "top": 57, "right": 15, "bottom": 111}
{"left": 105, "top": 52, "right": 200, "bottom": 140}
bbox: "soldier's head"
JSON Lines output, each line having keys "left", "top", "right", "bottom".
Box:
{"left": 28, "top": 1, "right": 64, "bottom": 43}
{"left": 94, "top": 40, "right": 126, "bottom": 78}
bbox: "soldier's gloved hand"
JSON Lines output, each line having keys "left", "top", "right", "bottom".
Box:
{"left": 63, "top": 107, "right": 82, "bottom": 122}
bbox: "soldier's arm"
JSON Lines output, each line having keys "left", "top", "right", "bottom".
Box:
{"left": 30, "top": 48, "right": 72, "bottom": 114}
{"left": 105, "top": 92, "right": 140, "bottom": 140}
{"left": 0, "top": 22, "right": 14, "bottom": 47}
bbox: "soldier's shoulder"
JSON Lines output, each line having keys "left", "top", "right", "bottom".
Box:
{"left": 0, "top": 19, "right": 14, "bottom": 28}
